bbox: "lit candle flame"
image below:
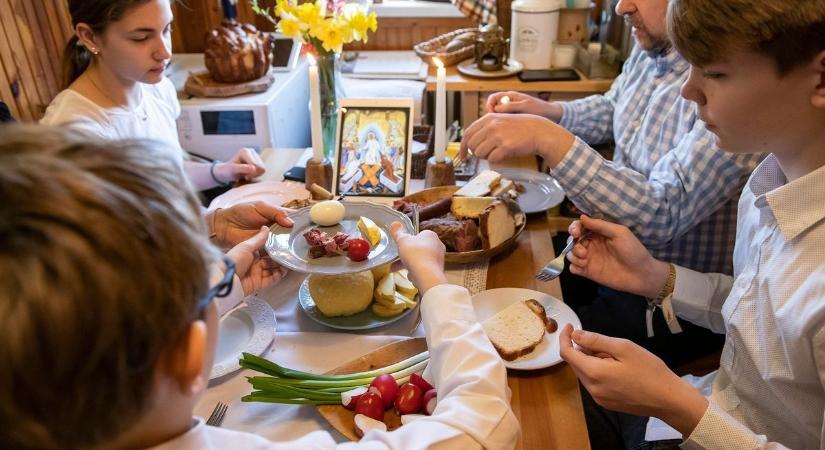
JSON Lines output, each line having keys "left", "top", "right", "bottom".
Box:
{"left": 307, "top": 53, "right": 317, "bottom": 66}
{"left": 432, "top": 57, "right": 444, "bottom": 69}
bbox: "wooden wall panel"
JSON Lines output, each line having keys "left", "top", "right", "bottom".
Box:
{"left": 0, "top": 0, "right": 71, "bottom": 121}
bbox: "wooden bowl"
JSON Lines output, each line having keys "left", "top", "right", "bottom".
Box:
{"left": 316, "top": 338, "right": 428, "bottom": 440}
{"left": 402, "top": 186, "right": 526, "bottom": 263}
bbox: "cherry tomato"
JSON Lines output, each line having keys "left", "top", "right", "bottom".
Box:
{"left": 347, "top": 238, "right": 370, "bottom": 262}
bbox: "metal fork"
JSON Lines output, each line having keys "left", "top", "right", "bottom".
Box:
{"left": 535, "top": 236, "right": 581, "bottom": 282}
{"left": 205, "top": 401, "right": 228, "bottom": 427}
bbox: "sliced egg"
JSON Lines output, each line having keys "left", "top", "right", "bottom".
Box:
{"left": 310, "top": 200, "right": 345, "bottom": 226}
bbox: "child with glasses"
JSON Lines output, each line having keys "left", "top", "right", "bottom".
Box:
{"left": 0, "top": 125, "right": 518, "bottom": 449}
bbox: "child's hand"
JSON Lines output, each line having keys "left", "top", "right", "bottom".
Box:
{"left": 215, "top": 147, "right": 267, "bottom": 182}
{"left": 559, "top": 324, "right": 708, "bottom": 436}
{"left": 226, "top": 226, "right": 287, "bottom": 295}
{"left": 389, "top": 222, "right": 447, "bottom": 294}
{"left": 209, "top": 201, "right": 294, "bottom": 249}
{"left": 567, "top": 215, "right": 670, "bottom": 299}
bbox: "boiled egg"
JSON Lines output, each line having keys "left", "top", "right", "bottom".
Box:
{"left": 310, "top": 200, "right": 345, "bottom": 226}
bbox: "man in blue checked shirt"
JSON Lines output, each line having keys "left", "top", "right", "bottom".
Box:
{"left": 460, "top": 0, "right": 763, "bottom": 369}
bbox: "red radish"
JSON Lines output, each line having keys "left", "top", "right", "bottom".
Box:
{"left": 355, "top": 392, "right": 384, "bottom": 421}
{"left": 410, "top": 373, "right": 435, "bottom": 392}
{"left": 423, "top": 389, "right": 437, "bottom": 415}
{"left": 394, "top": 383, "right": 424, "bottom": 415}
{"left": 341, "top": 386, "right": 368, "bottom": 411}
{"left": 368, "top": 374, "right": 398, "bottom": 408}
{"left": 354, "top": 414, "right": 387, "bottom": 437}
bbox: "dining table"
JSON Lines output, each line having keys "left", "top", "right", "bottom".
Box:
{"left": 194, "top": 148, "right": 590, "bottom": 450}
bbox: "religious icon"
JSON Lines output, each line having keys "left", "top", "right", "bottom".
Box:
{"left": 333, "top": 98, "right": 415, "bottom": 200}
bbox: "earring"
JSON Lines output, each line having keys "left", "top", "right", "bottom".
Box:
{"left": 90, "top": 47, "right": 99, "bottom": 55}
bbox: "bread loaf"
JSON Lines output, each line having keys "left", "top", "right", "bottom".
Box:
{"left": 479, "top": 200, "right": 516, "bottom": 249}
{"left": 204, "top": 19, "right": 271, "bottom": 83}
{"left": 482, "top": 299, "right": 552, "bottom": 361}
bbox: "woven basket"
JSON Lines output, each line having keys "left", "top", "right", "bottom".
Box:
{"left": 414, "top": 28, "right": 478, "bottom": 67}
{"left": 411, "top": 124, "right": 434, "bottom": 179}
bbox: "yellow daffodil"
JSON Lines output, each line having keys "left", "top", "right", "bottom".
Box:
{"left": 258, "top": 0, "right": 378, "bottom": 54}
{"left": 277, "top": 18, "right": 301, "bottom": 39}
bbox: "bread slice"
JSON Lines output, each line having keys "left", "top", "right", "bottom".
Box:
{"left": 450, "top": 196, "right": 496, "bottom": 219}
{"left": 482, "top": 299, "right": 551, "bottom": 361}
{"left": 455, "top": 170, "right": 502, "bottom": 197}
{"left": 478, "top": 200, "right": 516, "bottom": 249}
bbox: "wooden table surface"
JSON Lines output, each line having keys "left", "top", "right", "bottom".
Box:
{"left": 424, "top": 65, "right": 614, "bottom": 94}
{"left": 260, "top": 149, "right": 590, "bottom": 450}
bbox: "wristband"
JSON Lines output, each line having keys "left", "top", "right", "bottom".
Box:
{"left": 210, "top": 160, "right": 230, "bottom": 187}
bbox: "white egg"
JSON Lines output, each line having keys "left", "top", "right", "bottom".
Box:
{"left": 310, "top": 200, "right": 345, "bottom": 226}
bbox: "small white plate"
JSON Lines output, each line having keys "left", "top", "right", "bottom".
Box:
{"left": 210, "top": 297, "right": 276, "bottom": 380}
{"left": 457, "top": 59, "right": 523, "bottom": 79}
{"left": 472, "top": 288, "right": 581, "bottom": 370}
{"left": 496, "top": 168, "right": 565, "bottom": 214}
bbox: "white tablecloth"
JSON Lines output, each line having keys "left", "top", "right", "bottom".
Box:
{"left": 195, "top": 262, "right": 488, "bottom": 443}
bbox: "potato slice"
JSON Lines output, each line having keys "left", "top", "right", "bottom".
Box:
{"left": 372, "top": 302, "right": 405, "bottom": 318}
{"left": 393, "top": 272, "right": 418, "bottom": 298}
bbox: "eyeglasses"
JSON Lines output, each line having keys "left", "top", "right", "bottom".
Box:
{"left": 196, "top": 255, "right": 236, "bottom": 316}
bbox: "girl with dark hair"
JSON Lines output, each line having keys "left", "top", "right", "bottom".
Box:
{"left": 41, "top": 0, "right": 265, "bottom": 191}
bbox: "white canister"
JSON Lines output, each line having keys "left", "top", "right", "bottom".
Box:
{"left": 510, "top": 0, "right": 563, "bottom": 70}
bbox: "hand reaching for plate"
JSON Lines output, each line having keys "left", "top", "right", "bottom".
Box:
{"left": 390, "top": 222, "right": 447, "bottom": 294}
{"left": 227, "top": 226, "right": 287, "bottom": 295}
{"left": 208, "top": 201, "right": 294, "bottom": 250}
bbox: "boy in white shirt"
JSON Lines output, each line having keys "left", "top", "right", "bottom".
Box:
{"left": 0, "top": 125, "right": 519, "bottom": 449}
{"left": 558, "top": 0, "right": 825, "bottom": 448}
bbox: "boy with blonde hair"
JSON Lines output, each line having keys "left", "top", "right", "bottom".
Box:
{"left": 558, "top": 0, "right": 825, "bottom": 448}
{"left": 0, "top": 125, "right": 518, "bottom": 449}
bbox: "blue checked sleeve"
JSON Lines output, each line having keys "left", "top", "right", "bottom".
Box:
{"left": 551, "top": 125, "right": 763, "bottom": 248}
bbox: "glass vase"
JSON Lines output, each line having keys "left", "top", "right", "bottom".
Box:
{"left": 315, "top": 51, "right": 345, "bottom": 160}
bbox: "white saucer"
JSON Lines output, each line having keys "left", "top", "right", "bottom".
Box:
{"left": 210, "top": 297, "right": 276, "bottom": 380}
{"left": 457, "top": 59, "right": 523, "bottom": 79}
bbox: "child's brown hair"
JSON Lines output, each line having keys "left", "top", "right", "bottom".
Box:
{"left": 0, "top": 125, "right": 218, "bottom": 448}
{"left": 668, "top": 0, "right": 825, "bottom": 75}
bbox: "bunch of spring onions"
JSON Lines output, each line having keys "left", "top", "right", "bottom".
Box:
{"left": 240, "top": 351, "right": 430, "bottom": 405}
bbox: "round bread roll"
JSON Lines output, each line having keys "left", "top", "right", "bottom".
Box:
{"left": 308, "top": 271, "right": 374, "bottom": 317}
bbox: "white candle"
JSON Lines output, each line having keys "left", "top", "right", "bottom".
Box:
{"left": 433, "top": 57, "right": 446, "bottom": 162}
{"left": 307, "top": 54, "right": 324, "bottom": 162}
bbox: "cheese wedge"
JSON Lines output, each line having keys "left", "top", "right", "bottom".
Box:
{"left": 450, "top": 196, "right": 497, "bottom": 219}
{"left": 454, "top": 170, "right": 502, "bottom": 197}
{"left": 393, "top": 272, "right": 419, "bottom": 298}
{"left": 490, "top": 178, "right": 516, "bottom": 197}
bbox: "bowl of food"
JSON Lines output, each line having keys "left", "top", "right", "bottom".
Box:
{"left": 393, "top": 170, "right": 526, "bottom": 263}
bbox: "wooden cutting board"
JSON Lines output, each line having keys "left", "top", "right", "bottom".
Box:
{"left": 316, "top": 337, "right": 428, "bottom": 441}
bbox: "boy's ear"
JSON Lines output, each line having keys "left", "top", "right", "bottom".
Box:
{"left": 812, "top": 50, "right": 825, "bottom": 109}
{"left": 163, "top": 320, "right": 209, "bottom": 395}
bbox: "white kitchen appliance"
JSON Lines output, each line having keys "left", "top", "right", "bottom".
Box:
{"left": 510, "top": 0, "right": 563, "bottom": 70}
{"left": 166, "top": 53, "right": 310, "bottom": 161}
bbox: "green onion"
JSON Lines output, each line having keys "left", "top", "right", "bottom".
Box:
{"left": 239, "top": 351, "right": 428, "bottom": 406}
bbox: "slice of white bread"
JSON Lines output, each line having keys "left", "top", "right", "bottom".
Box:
{"left": 450, "top": 196, "right": 496, "bottom": 219}
{"left": 478, "top": 200, "right": 516, "bottom": 249}
{"left": 455, "top": 170, "right": 502, "bottom": 197}
{"left": 482, "top": 299, "right": 552, "bottom": 361}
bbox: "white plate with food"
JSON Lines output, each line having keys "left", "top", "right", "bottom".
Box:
{"left": 472, "top": 288, "right": 580, "bottom": 370}
{"left": 298, "top": 271, "right": 419, "bottom": 330}
{"left": 495, "top": 168, "right": 565, "bottom": 214}
{"left": 210, "top": 297, "right": 276, "bottom": 380}
{"left": 266, "top": 201, "right": 414, "bottom": 275}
